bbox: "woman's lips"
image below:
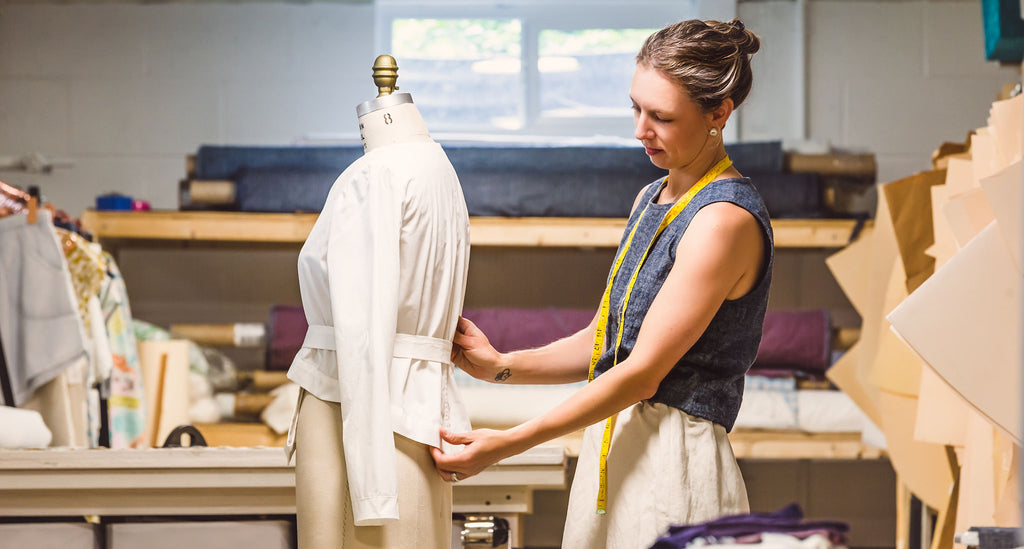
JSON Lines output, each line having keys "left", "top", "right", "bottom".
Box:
{"left": 644, "top": 147, "right": 662, "bottom": 156}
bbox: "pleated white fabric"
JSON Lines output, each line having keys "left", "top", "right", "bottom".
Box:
{"left": 562, "top": 401, "right": 749, "bottom": 549}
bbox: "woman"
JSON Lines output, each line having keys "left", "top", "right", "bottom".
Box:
{"left": 432, "top": 19, "right": 769, "bottom": 548}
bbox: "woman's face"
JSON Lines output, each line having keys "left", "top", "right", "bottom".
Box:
{"left": 630, "top": 64, "right": 713, "bottom": 172}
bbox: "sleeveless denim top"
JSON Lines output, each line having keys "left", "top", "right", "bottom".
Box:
{"left": 593, "top": 176, "right": 774, "bottom": 431}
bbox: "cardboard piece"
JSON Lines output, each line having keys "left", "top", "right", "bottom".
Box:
{"left": 138, "top": 340, "right": 190, "bottom": 448}
{"left": 888, "top": 222, "right": 1022, "bottom": 444}
{"left": 878, "top": 390, "right": 956, "bottom": 511}
{"left": 979, "top": 161, "right": 1023, "bottom": 272}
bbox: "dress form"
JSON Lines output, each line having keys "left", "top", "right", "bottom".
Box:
{"left": 293, "top": 55, "right": 452, "bottom": 549}
{"left": 356, "top": 55, "right": 431, "bottom": 153}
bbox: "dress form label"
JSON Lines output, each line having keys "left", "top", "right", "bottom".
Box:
{"left": 358, "top": 103, "right": 430, "bottom": 153}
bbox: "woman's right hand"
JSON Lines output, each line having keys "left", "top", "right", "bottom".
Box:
{"left": 451, "top": 316, "right": 510, "bottom": 383}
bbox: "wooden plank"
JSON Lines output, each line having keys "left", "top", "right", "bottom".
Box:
{"left": 81, "top": 211, "right": 871, "bottom": 249}
{"left": 771, "top": 219, "right": 871, "bottom": 248}
{"left": 81, "top": 210, "right": 318, "bottom": 243}
{"left": 470, "top": 217, "right": 626, "bottom": 247}
{"left": 728, "top": 430, "right": 885, "bottom": 460}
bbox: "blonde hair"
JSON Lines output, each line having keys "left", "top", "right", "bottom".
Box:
{"left": 636, "top": 19, "right": 760, "bottom": 112}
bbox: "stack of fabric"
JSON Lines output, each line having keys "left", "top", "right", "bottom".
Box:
{"left": 650, "top": 504, "right": 848, "bottom": 549}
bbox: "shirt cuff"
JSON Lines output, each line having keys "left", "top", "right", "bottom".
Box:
{"left": 351, "top": 496, "right": 400, "bottom": 526}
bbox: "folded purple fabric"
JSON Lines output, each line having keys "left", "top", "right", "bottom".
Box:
{"left": 650, "top": 504, "right": 849, "bottom": 548}
{"left": 461, "top": 308, "right": 593, "bottom": 353}
{"left": 734, "top": 528, "right": 847, "bottom": 544}
{"left": 754, "top": 310, "right": 831, "bottom": 373}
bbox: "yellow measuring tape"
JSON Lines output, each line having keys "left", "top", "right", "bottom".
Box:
{"left": 587, "top": 155, "right": 732, "bottom": 514}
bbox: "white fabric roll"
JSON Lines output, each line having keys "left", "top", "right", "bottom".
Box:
{"left": 0, "top": 405, "right": 52, "bottom": 448}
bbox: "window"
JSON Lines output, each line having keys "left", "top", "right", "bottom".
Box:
{"left": 538, "top": 29, "right": 658, "bottom": 119}
{"left": 392, "top": 18, "right": 524, "bottom": 130}
{"left": 376, "top": 1, "right": 729, "bottom": 138}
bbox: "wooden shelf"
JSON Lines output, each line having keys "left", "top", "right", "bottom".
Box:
{"left": 81, "top": 210, "right": 870, "bottom": 249}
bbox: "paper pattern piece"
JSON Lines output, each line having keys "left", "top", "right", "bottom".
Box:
{"left": 882, "top": 170, "right": 944, "bottom": 293}
{"left": 913, "top": 365, "right": 969, "bottom": 447}
{"left": 878, "top": 390, "right": 956, "bottom": 511}
{"left": 988, "top": 94, "right": 1022, "bottom": 169}
{"left": 941, "top": 188, "right": 995, "bottom": 249}
{"left": 867, "top": 260, "right": 922, "bottom": 397}
{"left": 888, "top": 222, "right": 1022, "bottom": 444}
{"left": 826, "top": 236, "right": 883, "bottom": 427}
{"left": 927, "top": 184, "right": 959, "bottom": 267}
{"left": 979, "top": 161, "right": 1023, "bottom": 272}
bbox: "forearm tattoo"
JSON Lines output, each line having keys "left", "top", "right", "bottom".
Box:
{"left": 494, "top": 368, "right": 512, "bottom": 382}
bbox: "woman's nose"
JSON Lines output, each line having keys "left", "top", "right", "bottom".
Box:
{"left": 634, "top": 119, "right": 652, "bottom": 140}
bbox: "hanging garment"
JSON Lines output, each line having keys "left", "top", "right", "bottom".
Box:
{"left": 57, "top": 228, "right": 106, "bottom": 333}
{"left": 285, "top": 139, "right": 472, "bottom": 526}
{"left": 58, "top": 228, "right": 108, "bottom": 446}
{"left": 0, "top": 210, "right": 87, "bottom": 407}
{"left": 100, "top": 255, "right": 148, "bottom": 449}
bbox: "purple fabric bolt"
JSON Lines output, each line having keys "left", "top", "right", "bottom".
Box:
{"left": 461, "top": 307, "right": 593, "bottom": 353}
{"left": 753, "top": 309, "right": 831, "bottom": 373}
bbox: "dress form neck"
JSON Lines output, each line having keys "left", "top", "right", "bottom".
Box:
{"left": 356, "top": 92, "right": 431, "bottom": 153}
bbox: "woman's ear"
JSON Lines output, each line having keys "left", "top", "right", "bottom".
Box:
{"left": 710, "top": 98, "right": 735, "bottom": 131}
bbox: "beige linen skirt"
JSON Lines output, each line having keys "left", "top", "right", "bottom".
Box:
{"left": 561, "top": 401, "right": 749, "bottom": 549}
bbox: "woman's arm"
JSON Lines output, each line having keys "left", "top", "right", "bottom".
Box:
{"left": 452, "top": 312, "right": 598, "bottom": 385}
{"left": 433, "top": 201, "right": 766, "bottom": 479}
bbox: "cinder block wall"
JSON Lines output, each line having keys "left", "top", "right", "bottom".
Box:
{"left": 741, "top": 0, "right": 1017, "bottom": 184}
{"left": 0, "top": 2, "right": 375, "bottom": 213}
{"left": 0, "top": 1, "right": 1018, "bottom": 216}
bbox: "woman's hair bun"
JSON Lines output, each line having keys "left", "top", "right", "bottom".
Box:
{"left": 728, "top": 18, "right": 760, "bottom": 56}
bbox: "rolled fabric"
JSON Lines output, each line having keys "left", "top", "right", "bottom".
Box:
{"left": 0, "top": 406, "right": 52, "bottom": 448}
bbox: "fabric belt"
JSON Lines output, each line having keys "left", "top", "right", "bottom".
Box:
{"left": 301, "top": 325, "right": 453, "bottom": 364}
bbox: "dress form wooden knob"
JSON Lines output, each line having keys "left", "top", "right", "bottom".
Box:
{"left": 372, "top": 55, "right": 399, "bottom": 97}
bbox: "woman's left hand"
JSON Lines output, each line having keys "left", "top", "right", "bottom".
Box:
{"left": 430, "top": 428, "right": 511, "bottom": 483}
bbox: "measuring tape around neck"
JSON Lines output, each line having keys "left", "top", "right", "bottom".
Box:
{"left": 587, "top": 155, "right": 732, "bottom": 514}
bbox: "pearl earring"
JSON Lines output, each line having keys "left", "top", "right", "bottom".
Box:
{"left": 709, "top": 128, "right": 719, "bottom": 137}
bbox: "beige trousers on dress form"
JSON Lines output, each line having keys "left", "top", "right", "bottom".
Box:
{"left": 294, "top": 392, "right": 451, "bottom": 549}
